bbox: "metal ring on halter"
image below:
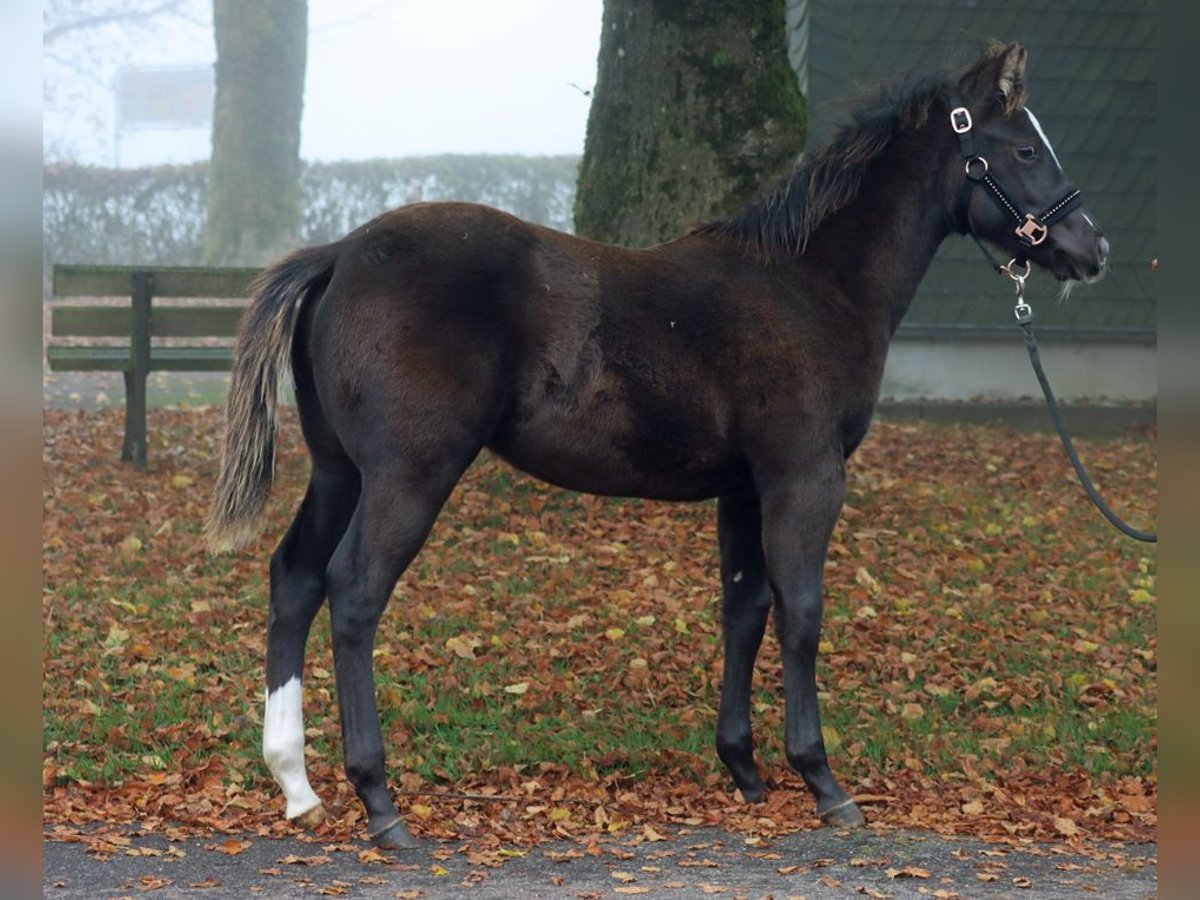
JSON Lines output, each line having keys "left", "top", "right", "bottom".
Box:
{"left": 1000, "top": 258, "right": 1031, "bottom": 281}
{"left": 964, "top": 156, "right": 988, "bottom": 180}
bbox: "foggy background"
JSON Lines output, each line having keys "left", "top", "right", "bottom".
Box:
{"left": 44, "top": 0, "right": 603, "bottom": 166}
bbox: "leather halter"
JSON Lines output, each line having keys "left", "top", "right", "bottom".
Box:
{"left": 948, "top": 93, "right": 1083, "bottom": 268}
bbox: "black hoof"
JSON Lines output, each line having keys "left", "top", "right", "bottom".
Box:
{"left": 818, "top": 798, "right": 866, "bottom": 828}
{"left": 368, "top": 816, "right": 420, "bottom": 850}
{"left": 738, "top": 784, "right": 765, "bottom": 804}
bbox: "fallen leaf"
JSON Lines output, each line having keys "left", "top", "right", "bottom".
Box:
{"left": 214, "top": 839, "right": 249, "bottom": 856}
{"left": 886, "top": 866, "right": 931, "bottom": 879}
{"left": 1054, "top": 816, "right": 1079, "bottom": 836}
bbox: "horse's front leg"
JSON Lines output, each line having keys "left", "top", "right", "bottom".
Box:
{"left": 714, "top": 492, "right": 773, "bottom": 802}
{"left": 760, "top": 459, "right": 865, "bottom": 827}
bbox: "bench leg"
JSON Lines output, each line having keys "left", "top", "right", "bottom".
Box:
{"left": 122, "top": 370, "right": 148, "bottom": 471}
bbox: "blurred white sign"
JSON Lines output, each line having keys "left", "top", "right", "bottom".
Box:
{"left": 116, "top": 65, "right": 213, "bottom": 131}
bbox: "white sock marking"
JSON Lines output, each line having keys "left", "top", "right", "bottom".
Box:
{"left": 263, "top": 677, "right": 322, "bottom": 818}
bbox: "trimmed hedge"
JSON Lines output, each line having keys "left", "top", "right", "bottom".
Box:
{"left": 43, "top": 154, "right": 579, "bottom": 290}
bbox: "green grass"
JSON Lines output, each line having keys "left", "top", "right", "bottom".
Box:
{"left": 43, "top": 410, "right": 1157, "bottom": 833}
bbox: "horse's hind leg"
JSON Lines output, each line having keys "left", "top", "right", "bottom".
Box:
{"left": 714, "top": 493, "right": 773, "bottom": 802}
{"left": 263, "top": 465, "right": 360, "bottom": 823}
{"left": 760, "top": 456, "right": 865, "bottom": 828}
{"left": 325, "top": 455, "right": 474, "bottom": 849}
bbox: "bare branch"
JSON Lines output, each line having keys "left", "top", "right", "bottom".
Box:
{"left": 43, "top": 0, "right": 190, "bottom": 45}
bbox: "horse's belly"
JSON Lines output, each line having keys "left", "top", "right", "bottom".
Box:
{"left": 488, "top": 408, "right": 748, "bottom": 502}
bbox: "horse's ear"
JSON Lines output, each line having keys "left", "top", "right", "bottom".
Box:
{"left": 959, "top": 41, "right": 1028, "bottom": 115}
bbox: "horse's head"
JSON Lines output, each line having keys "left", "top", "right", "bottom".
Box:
{"left": 950, "top": 42, "right": 1108, "bottom": 283}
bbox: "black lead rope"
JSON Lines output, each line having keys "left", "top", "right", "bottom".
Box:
{"left": 1014, "top": 293, "right": 1156, "bottom": 543}
{"left": 989, "top": 266, "right": 1157, "bottom": 543}
{"left": 946, "top": 94, "right": 1156, "bottom": 543}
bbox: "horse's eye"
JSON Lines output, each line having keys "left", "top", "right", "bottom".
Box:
{"left": 1017, "top": 145, "right": 1038, "bottom": 161}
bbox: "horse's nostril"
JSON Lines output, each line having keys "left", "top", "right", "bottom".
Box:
{"left": 1097, "top": 235, "right": 1110, "bottom": 265}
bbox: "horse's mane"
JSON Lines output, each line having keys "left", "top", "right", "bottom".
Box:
{"left": 695, "top": 71, "right": 952, "bottom": 256}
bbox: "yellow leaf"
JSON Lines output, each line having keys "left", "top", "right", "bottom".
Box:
{"left": 108, "top": 598, "right": 138, "bottom": 614}
{"left": 498, "top": 848, "right": 525, "bottom": 858}
{"left": 965, "top": 676, "right": 997, "bottom": 700}
{"left": 642, "top": 825, "right": 666, "bottom": 842}
{"left": 430, "top": 865, "right": 448, "bottom": 876}
{"left": 818, "top": 640, "right": 834, "bottom": 654}
{"left": 548, "top": 807, "right": 571, "bottom": 822}
{"left": 635, "top": 615, "right": 656, "bottom": 626}
{"left": 1128, "top": 588, "right": 1153, "bottom": 605}
{"left": 821, "top": 725, "right": 841, "bottom": 752}
{"left": 1054, "top": 816, "right": 1079, "bottom": 836}
{"left": 445, "top": 635, "right": 480, "bottom": 659}
{"left": 961, "top": 799, "right": 984, "bottom": 815}
{"left": 119, "top": 535, "right": 143, "bottom": 555}
{"left": 612, "top": 871, "right": 637, "bottom": 883}
{"left": 605, "top": 628, "right": 625, "bottom": 640}
{"left": 164, "top": 663, "right": 196, "bottom": 683}
{"left": 503, "top": 681, "right": 529, "bottom": 695}
{"left": 855, "top": 605, "right": 877, "bottom": 620}
{"left": 855, "top": 566, "right": 881, "bottom": 595}
{"left": 410, "top": 804, "right": 432, "bottom": 820}
{"left": 674, "top": 616, "right": 689, "bottom": 634}
{"left": 901, "top": 702, "right": 924, "bottom": 721}
{"left": 172, "top": 474, "right": 194, "bottom": 488}
{"left": 104, "top": 624, "right": 130, "bottom": 652}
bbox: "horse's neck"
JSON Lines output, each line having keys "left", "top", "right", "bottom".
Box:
{"left": 803, "top": 133, "right": 953, "bottom": 334}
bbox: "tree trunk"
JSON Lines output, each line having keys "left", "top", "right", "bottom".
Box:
{"left": 575, "top": 0, "right": 806, "bottom": 247}
{"left": 205, "top": 0, "right": 307, "bottom": 265}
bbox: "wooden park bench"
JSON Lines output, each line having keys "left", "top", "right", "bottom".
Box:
{"left": 47, "top": 264, "right": 260, "bottom": 470}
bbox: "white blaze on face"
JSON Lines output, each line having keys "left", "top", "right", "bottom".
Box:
{"left": 1025, "top": 108, "right": 1064, "bottom": 172}
{"left": 263, "top": 677, "right": 322, "bottom": 818}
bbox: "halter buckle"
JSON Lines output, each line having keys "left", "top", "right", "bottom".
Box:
{"left": 1015, "top": 214, "right": 1049, "bottom": 246}
{"left": 950, "top": 106, "right": 973, "bottom": 134}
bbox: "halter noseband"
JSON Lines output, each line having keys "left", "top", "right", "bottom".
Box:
{"left": 948, "top": 93, "right": 1084, "bottom": 270}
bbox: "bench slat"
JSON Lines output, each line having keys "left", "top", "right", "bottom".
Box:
{"left": 53, "top": 265, "right": 260, "bottom": 299}
{"left": 47, "top": 345, "right": 234, "bottom": 373}
{"left": 52, "top": 306, "right": 246, "bottom": 338}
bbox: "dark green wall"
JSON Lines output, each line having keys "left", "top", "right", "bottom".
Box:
{"left": 787, "top": 0, "right": 1156, "bottom": 330}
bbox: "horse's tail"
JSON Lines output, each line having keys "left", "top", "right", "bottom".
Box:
{"left": 205, "top": 243, "right": 339, "bottom": 552}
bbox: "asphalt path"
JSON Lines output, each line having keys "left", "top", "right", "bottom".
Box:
{"left": 44, "top": 824, "right": 1156, "bottom": 899}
